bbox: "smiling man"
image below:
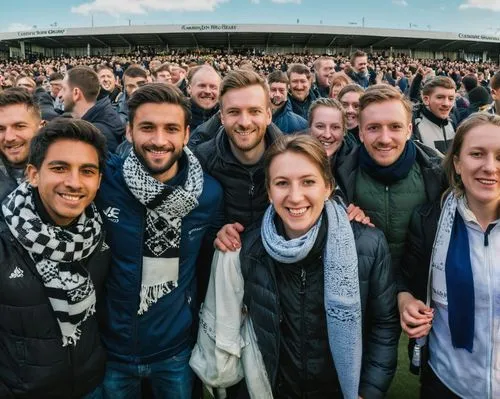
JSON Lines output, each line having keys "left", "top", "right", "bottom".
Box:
{"left": 95, "top": 83, "right": 222, "bottom": 398}
{"left": 0, "top": 118, "right": 109, "bottom": 398}
{"left": 413, "top": 76, "right": 457, "bottom": 154}
{"left": 0, "top": 88, "right": 43, "bottom": 201}
{"left": 194, "top": 69, "right": 283, "bottom": 247}
{"left": 287, "top": 63, "right": 317, "bottom": 119}
{"left": 336, "top": 84, "right": 446, "bottom": 274}
{"left": 187, "top": 65, "right": 221, "bottom": 131}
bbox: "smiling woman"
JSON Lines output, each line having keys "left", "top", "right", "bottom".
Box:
{"left": 192, "top": 134, "right": 399, "bottom": 399}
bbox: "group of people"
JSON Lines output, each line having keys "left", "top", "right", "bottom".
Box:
{"left": 0, "top": 49, "right": 498, "bottom": 399}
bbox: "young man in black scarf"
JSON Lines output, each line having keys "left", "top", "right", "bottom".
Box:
{"left": 0, "top": 118, "right": 110, "bottom": 398}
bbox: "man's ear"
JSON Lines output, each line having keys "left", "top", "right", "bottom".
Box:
{"left": 25, "top": 164, "right": 39, "bottom": 187}
{"left": 422, "top": 95, "right": 430, "bottom": 106}
{"left": 125, "top": 124, "right": 133, "bottom": 143}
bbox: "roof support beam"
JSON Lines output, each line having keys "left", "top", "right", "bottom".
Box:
{"left": 304, "top": 34, "right": 314, "bottom": 49}
{"left": 155, "top": 34, "right": 166, "bottom": 45}
{"left": 90, "top": 36, "right": 109, "bottom": 47}
{"left": 227, "top": 33, "right": 231, "bottom": 52}
{"left": 414, "top": 39, "right": 431, "bottom": 47}
{"left": 118, "top": 35, "right": 131, "bottom": 46}
{"left": 327, "top": 36, "right": 337, "bottom": 47}
{"left": 439, "top": 40, "right": 458, "bottom": 50}
{"left": 44, "top": 36, "right": 64, "bottom": 46}
{"left": 192, "top": 33, "right": 199, "bottom": 48}
{"left": 266, "top": 33, "right": 272, "bottom": 48}
{"left": 370, "top": 37, "right": 391, "bottom": 47}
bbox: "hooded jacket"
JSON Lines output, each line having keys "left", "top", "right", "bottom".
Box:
{"left": 272, "top": 99, "right": 308, "bottom": 135}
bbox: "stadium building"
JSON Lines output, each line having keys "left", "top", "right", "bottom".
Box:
{"left": 1, "top": 23, "right": 499, "bottom": 62}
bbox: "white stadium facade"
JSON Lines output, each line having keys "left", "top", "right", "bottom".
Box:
{"left": 1, "top": 23, "right": 499, "bottom": 62}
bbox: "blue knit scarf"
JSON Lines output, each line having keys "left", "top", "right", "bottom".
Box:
{"left": 261, "top": 199, "right": 362, "bottom": 399}
{"left": 431, "top": 193, "right": 475, "bottom": 352}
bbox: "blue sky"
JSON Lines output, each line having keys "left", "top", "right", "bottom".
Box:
{"left": 3, "top": 0, "right": 500, "bottom": 35}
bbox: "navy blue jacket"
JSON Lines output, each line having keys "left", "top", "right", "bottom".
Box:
{"left": 272, "top": 99, "right": 308, "bottom": 134}
{"left": 95, "top": 154, "right": 223, "bottom": 364}
{"left": 83, "top": 98, "right": 125, "bottom": 153}
{"left": 289, "top": 90, "right": 317, "bottom": 120}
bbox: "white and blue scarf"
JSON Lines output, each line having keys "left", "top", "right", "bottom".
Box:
{"left": 261, "top": 199, "right": 362, "bottom": 399}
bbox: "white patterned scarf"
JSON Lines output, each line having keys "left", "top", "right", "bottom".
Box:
{"left": 2, "top": 182, "right": 103, "bottom": 346}
{"left": 261, "top": 199, "right": 362, "bottom": 399}
{"left": 122, "top": 147, "right": 204, "bottom": 314}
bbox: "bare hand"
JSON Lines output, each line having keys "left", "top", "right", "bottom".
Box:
{"left": 398, "top": 292, "right": 434, "bottom": 339}
{"left": 214, "top": 223, "right": 245, "bottom": 252}
{"left": 347, "top": 204, "right": 375, "bottom": 227}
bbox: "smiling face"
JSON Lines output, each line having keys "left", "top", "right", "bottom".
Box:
{"left": 423, "top": 87, "right": 456, "bottom": 119}
{"left": 128, "top": 102, "right": 189, "bottom": 182}
{"left": 340, "top": 91, "right": 361, "bottom": 130}
{"left": 0, "top": 103, "right": 41, "bottom": 167}
{"left": 289, "top": 72, "right": 311, "bottom": 102}
{"left": 26, "top": 139, "right": 101, "bottom": 226}
{"left": 98, "top": 68, "right": 116, "bottom": 92}
{"left": 221, "top": 84, "right": 271, "bottom": 160}
{"left": 309, "top": 106, "right": 344, "bottom": 158}
{"left": 453, "top": 123, "right": 500, "bottom": 213}
{"left": 317, "top": 59, "right": 335, "bottom": 88}
{"left": 268, "top": 151, "right": 332, "bottom": 239}
{"left": 188, "top": 69, "right": 221, "bottom": 110}
{"left": 359, "top": 99, "right": 412, "bottom": 167}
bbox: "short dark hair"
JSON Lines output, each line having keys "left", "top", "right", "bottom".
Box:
{"left": 350, "top": 50, "right": 367, "bottom": 65}
{"left": 124, "top": 65, "right": 148, "bottom": 79}
{"left": 127, "top": 83, "right": 191, "bottom": 127}
{"left": 49, "top": 72, "right": 64, "bottom": 82}
{"left": 66, "top": 66, "right": 100, "bottom": 103}
{"left": 152, "top": 62, "right": 171, "bottom": 78}
{"left": 287, "top": 63, "right": 312, "bottom": 79}
{"left": 422, "top": 76, "right": 456, "bottom": 96}
{"left": 29, "top": 118, "right": 107, "bottom": 171}
{"left": 267, "top": 71, "right": 289, "bottom": 85}
{"left": 96, "top": 64, "right": 113, "bottom": 74}
{"left": 0, "top": 87, "right": 41, "bottom": 120}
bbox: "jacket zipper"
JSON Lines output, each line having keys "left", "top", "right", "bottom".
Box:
{"left": 248, "top": 171, "right": 255, "bottom": 224}
{"left": 299, "top": 267, "right": 307, "bottom": 394}
{"left": 385, "top": 185, "right": 390, "bottom": 231}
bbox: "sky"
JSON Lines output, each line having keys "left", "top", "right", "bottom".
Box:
{"left": 3, "top": 0, "right": 500, "bottom": 35}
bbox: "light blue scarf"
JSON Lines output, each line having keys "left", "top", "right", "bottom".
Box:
{"left": 261, "top": 199, "right": 362, "bottom": 399}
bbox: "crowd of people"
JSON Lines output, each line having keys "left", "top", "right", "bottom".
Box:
{"left": 0, "top": 48, "right": 498, "bottom": 399}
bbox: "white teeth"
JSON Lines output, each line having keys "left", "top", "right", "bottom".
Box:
{"left": 60, "top": 194, "right": 80, "bottom": 201}
{"left": 321, "top": 141, "right": 332, "bottom": 147}
{"left": 236, "top": 131, "right": 252, "bottom": 136}
{"left": 149, "top": 150, "right": 168, "bottom": 154}
{"left": 478, "top": 179, "right": 497, "bottom": 185}
{"left": 288, "top": 207, "right": 307, "bottom": 216}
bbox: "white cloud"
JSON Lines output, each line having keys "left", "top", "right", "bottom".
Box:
{"left": 392, "top": 0, "right": 408, "bottom": 6}
{"left": 7, "top": 23, "right": 34, "bottom": 32}
{"left": 271, "top": 0, "right": 301, "bottom": 4}
{"left": 71, "top": 0, "right": 229, "bottom": 16}
{"left": 459, "top": 0, "right": 500, "bottom": 11}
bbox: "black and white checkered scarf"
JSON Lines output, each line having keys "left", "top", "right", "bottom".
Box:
{"left": 2, "top": 182, "right": 103, "bottom": 346}
{"left": 122, "top": 147, "right": 204, "bottom": 314}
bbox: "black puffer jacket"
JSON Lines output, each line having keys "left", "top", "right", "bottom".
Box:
{"left": 190, "top": 101, "right": 219, "bottom": 132}
{"left": 0, "top": 158, "right": 18, "bottom": 203}
{"left": 239, "top": 215, "right": 400, "bottom": 399}
{"left": 0, "top": 220, "right": 110, "bottom": 398}
{"left": 188, "top": 111, "right": 222, "bottom": 149}
{"left": 82, "top": 97, "right": 125, "bottom": 153}
{"left": 194, "top": 124, "right": 282, "bottom": 228}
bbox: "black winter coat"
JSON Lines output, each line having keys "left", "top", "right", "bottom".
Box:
{"left": 0, "top": 221, "right": 110, "bottom": 398}
{"left": 194, "top": 124, "right": 282, "bottom": 228}
{"left": 190, "top": 101, "right": 219, "bottom": 132}
{"left": 82, "top": 97, "right": 125, "bottom": 153}
{"left": 0, "top": 158, "right": 18, "bottom": 203}
{"left": 239, "top": 217, "right": 400, "bottom": 399}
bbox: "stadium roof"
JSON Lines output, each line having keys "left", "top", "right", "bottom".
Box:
{"left": 1, "top": 24, "right": 499, "bottom": 53}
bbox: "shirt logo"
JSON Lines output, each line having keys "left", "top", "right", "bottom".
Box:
{"left": 103, "top": 206, "right": 120, "bottom": 223}
{"left": 9, "top": 266, "right": 24, "bottom": 279}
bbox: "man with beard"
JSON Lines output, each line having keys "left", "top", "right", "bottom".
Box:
{"left": 0, "top": 88, "right": 43, "bottom": 201}
{"left": 96, "top": 83, "right": 222, "bottom": 398}
{"left": 0, "top": 118, "right": 110, "bottom": 398}
{"left": 338, "top": 84, "right": 364, "bottom": 147}
{"left": 346, "top": 50, "right": 376, "bottom": 89}
{"left": 336, "top": 84, "right": 445, "bottom": 278}
{"left": 287, "top": 63, "right": 317, "bottom": 119}
{"left": 187, "top": 65, "right": 221, "bottom": 131}
{"left": 412, "top": 76, "right": 456, "bottom": 154}
{"left": 267, "top": 70, "right": 307, "bottom": 134}
{"left": 97, "top": 65, "right": 121, "bottom": 103}
{"left": 59, "top": 66, "right": 125, "bottom": 152}
{"left": 117, "top": 64, "right": 148, "bottom": 125}
{"left": 170, "top": 63, "right": 188, "bottom": 96}
{"left": 312, "top": 56, "right": 335, "bottom": 98}
{"left": 48, "top": 72, "right": 64, "bottom": 112}
{"left": 194, "top": 69, "right": 282, "bottom": 251}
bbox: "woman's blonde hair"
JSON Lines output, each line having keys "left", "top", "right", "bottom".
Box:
{"left": 307, "top": 97, "right": 347, "bottom": 134}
